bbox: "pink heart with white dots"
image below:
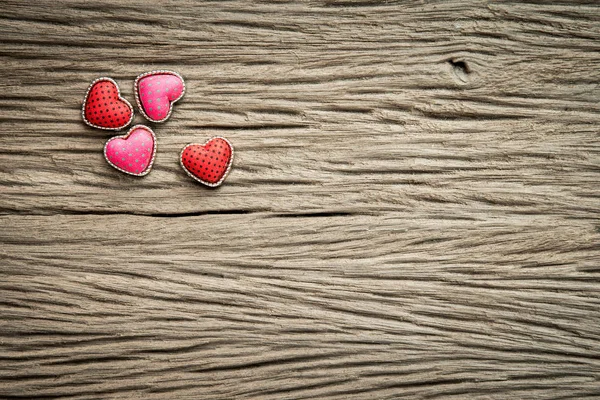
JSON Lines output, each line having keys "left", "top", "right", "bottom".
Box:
{"left": 104, "top": 125, "right": 156, "bottom": 176}
{"left": 135, "top": 71, "right": 185, "bottom": 122}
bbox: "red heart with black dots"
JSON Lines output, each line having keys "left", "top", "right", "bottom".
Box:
{"left": 180, "top": 137, "right": 233, "bottom": 187}
{"left": 83, "top": 78, "right": 133, "bottom": 130}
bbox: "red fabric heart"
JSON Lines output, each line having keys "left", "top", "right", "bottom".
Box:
{"left": 83, "top": 78, "right": 133, "bottom": 130}
{"left": 180, "top": 137, "right": 233, "bottom": 187}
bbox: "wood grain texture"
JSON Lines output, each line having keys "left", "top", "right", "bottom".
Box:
{"left": 1, "top": 0, "right": 599, "bottom": 398}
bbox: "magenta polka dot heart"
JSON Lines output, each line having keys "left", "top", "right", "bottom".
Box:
{"left": 134, "top": 70, "right": 185, "bottom": 122}
{"left": 104, "top": 125, "right": 156, "bottom": 176}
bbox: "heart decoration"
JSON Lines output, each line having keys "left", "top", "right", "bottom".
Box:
{"left": 104, "top": 125, "right": 157, "bottom": 176}
{"left": 82, "top": 77, "right": 134, "bottom": 130}
{"left": 134, "top": 70, "right": 185, "bottom": 123}
{"left": 180, "top": 137, "right": 234, "bottom": 187}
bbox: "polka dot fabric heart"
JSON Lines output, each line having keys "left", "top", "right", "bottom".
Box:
{"left": 104, "top": 125, "right": 156, "bottom": 176}
{"left": 83, "top": 78, "right": 133, "bottom": 130}
{"left": 180, "top": 137, "right": 233, "bottom": 187}
{"left": 135, "top": 71, "right": 185, "bottom": 122}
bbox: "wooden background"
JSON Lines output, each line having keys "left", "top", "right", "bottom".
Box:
{"left": 1, "top": 0, "right": 599, "bottom": 398}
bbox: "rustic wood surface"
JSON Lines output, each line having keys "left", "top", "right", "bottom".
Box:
{"left": 1, "top": 0, "right": 600, "bottom": 398}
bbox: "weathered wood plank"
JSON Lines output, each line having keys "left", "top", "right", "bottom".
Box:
{"left": 1, "top": 214, "right": 599, "bottom": 399}
{"left": 1, "top": 0, "right": 599, "bottom": 398}
{"left": 1, "top": 0, "right": 599, "bottom": 217}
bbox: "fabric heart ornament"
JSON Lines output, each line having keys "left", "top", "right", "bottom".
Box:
{"left": 134, "top": 70, "right": 185, "bottom": 123}
{"left": 180, "top": 137, "right": 234, "bottom": 187}
{"left": 104, "top": 125, "right": 157, "bottom": 176}
{"left": 82, "top": 77, "right": 134, "bottom": 130}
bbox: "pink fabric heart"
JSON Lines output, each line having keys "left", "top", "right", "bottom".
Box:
{"left": 135, "top": 71, "right": 185, "bottom": 122}
{"left": 104, "top": 125, "right": 156, "bottom": 176}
